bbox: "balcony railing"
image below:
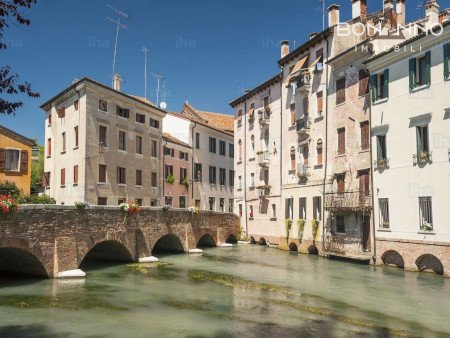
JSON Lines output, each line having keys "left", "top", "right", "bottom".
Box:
{"left": 296, "top": 116, "right": 311, "bottom": 135}
{"left": 258, "top": 187, "right": 270, "bottom": 199}
{"left": 257, "top": 150, "right": 270, "bottom": 167}
{"left": 297, "top": 164, "right": 309, "bottom": 178}
{"left": 374, "top": 158, "right": 389, "bottom": 170}
{"left": 258, "top": 110, "right": 270, "bottom": 126}
{"left": 413, "top": 151, "right": 432, "bottom": 165}
{"left": 325, "top": 191, "right": 372, "bottom": 212}
{"left": 296, "top": 70, "right": 312, "bottom": 93}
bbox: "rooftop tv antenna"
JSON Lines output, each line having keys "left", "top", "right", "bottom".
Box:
{"left": 142, "top": 47, "right": 149, "bottom": 99}
{"left": 106, "top": 4, "right": 130, "bottom": 87}
{"left": 316, "top": 0, "right": 326, "bottom": 31}
{"left": 152, "top": 73, "right": 164, "bottom": 106}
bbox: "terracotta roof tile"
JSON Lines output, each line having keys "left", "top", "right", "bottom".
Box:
{"left": 180, "top": 102, "right": 234, "bottom": 135}
{"left": 162, "top": 132, "right": 192, "bottom": 148}
{"left": 0, "top": 125, "right": 35, "bottom": 147}
{"left": 128, "top": 95, "right": 157, "bottom": 107}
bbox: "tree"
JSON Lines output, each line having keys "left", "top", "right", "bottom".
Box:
{"left": 30, "top": 145, "right": 44, "bottom": 194}
{"left": 0, "top": 0, "right": 39, "bottom": 115}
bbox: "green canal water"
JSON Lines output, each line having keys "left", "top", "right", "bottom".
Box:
{"left": 0, "top": 245, "right": 449, "bottom": 337}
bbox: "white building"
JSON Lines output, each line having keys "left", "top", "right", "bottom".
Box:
{"left": 163, "top": 102, "right": 234, "bottom": 212}
{"left": 41, "top": 76, "right": 165, "bottom": 206}
{"left": 366, "top": 17, "right": 450, "bottom": 275}
{"left": 230, "top": 73, "right": 282, "bottom": 244}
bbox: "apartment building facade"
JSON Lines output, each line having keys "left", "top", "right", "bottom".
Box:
{"left": 366, "top": 19, "right": 450, "bottom": 274}
{"left": 41, "top": 77, "right": 165, "bottom": 206}
{"left": 163, "top": 103, "right": 234, "bottom": 212}
{"left": 231, "top": 74, "right": 282, "bottom": 244}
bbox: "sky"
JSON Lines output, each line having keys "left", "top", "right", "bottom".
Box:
{"left": 1, "top": 0, "right": 429, "bottom": 144}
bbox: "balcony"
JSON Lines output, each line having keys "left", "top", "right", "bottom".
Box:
{"left": 258, "top": 110, "right": 270, "bottom": 126}
{"left": 295, "top": 70, "right": 312, "bottom": 94}
{"left": 296, "top": 116, "right": 311, "bottom": 135}
{"left": 324, "top": 191, "right": 372, "bottom": 212}
{"left": 236, "top": 117, "right": 242, "bottom": 127}
{"left": 296, "top": 164, "right": 310, "bottom": 178}
{"left": 413, "top": 151, "right": 432, "bottom": 165}
{"left": 257, "top": 150, "right": 270, "bottom": 167}
{"left": 374, "top": 158, "right": 389, "bottom": 170}
{"left": 256, "top": 181, "right": 271, "bottom": 199}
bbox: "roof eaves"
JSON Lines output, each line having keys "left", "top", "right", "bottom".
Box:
{"left": 229, "top": 73, "right": 282, "bottom": 107}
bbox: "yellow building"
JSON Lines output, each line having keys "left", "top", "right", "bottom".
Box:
{"left": 0, "top": 125, "right": 35, "bottom": 195}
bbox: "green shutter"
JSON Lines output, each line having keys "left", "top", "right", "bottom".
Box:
{"left": 444, "top": 43, "right": 449, "bottom": 79}
{"left": 384, "top": 69, "right": 389, "bottom": 98}
{"left": 416, "top": 127, "right": 422, "bottom": 156}
{"left": 425, "top": 51, "right": 431, "bottom": 85}
{"left": 370, "top": 74, "right": 378, "bottom": 103}
{"left": 376, "top": 136, "right": 382, "bottom": 160}
{"left": 409, "top": 58, "right": 416, "bottom": 91}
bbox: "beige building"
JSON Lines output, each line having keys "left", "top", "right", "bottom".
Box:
{"left": 41, "top": 76, "right": 165, "bottom": 206}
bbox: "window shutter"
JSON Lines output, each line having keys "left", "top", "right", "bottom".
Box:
{"left": 409, "top": 58, "right": 416, "bottom": 91}
{"left": 425, "top": 51, "right": 431, "bottom": 85}
{"left": 377, "top": 136, "right": 382, "bottom": 160}
{"left": 61, "top": 168, "right": 65, "bottom": 186}
{"left": 416, "top": 127, "right": 422, "bottom": 155}
{"left": 359, "top": 69, "right": 369, "bottom": 96}
{"left": 0, "top": 148, "right": 5, "bottom": 172}
{"left": 383, "top": 69, "right": 389, "bottom": 98}
{"left": 444, "top": 43, "right": 450, "bottom": 79}
{"left": 370, "top": 75, "right": 377, "bottom": 103}
{"left": 20, "top": 150, "right": 28, "bottom": 173}
{"left": 43, "top": 172, "right": 49, "bottom": 188}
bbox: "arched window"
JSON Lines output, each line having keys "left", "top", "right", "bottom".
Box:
{"left": 290, "top": 146, "right": 296, "bottom": 171}
{"left": 317, "top": 139, "right": 323, "bottom": 165}
{"left": 238, "top": 139, "right": 242, "bottom": 160}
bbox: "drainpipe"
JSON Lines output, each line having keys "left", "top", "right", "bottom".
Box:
{"left": 322, "top": 36, "right": 330, "bottom": 250}
{"left": 276, "top": 68, "right": 283, "bottom": 238}
{"left": 162, "top": 138, "right": 167, "bottom": 204}
{"left": 191, "top": 122, "right": 197, "bottom": 201}
{"left": 243, "top": 101, "right": 248, "bottom": 236}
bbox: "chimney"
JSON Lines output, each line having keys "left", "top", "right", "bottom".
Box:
{"left": 352, "top": 0, "right": 368, "bottom": 19}
{"left": 113, "top": 74, "right": 122, "bottom": 92}
{"left": 425, "top": 0, "right": 440, "bottom": 30}
{"left": 396, "top": 0, "right": 406, "bottom": 26}
{"left": 328, "top": 4, "right": 340, "bottom": 27}
{"left": 384, "top": 0, "right": 394, "bottom": 12}
{"left": 280, "top": 40, "right": 289, "bottom": 58}
{"left": 309, "top": 32, "right": 318, "bottom": 40}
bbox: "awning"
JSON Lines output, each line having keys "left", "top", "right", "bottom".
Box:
{"left": 309, "top": 55, "right": 322, "bottom": 69}
{"left": 284, "top": 56, "right": 309, "bottom": 83}
{"left": 248, "top": 107, "right": 255, "bottom": 116}
{"left": 256, "top": 181, "right": 270, "bottom": 189}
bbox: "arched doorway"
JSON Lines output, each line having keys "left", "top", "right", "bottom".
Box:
{"left": 259, "top": 238, "right": 267, "bottom": 246}
{"left": 0, "top": 247, "right": 48, "bottom": 278}
{"left": 153, "top": 234, "right": 184, "bottom": 254}
{"left": 80, "top": 240, "right": 133, "bottom": 269}
{"left": 250, "top": 236, "right": 256, "bottom": 244}
{"left": 289, "top": 242, "right": 298, "bottom": 252}
{"left": 308, "top": 245, "right": 319, "bottom": 255}
{"left": 415, "top": 254, "right": 444, "bottom": 275}
{"left": 226, "top": 234, "right": 237, "bottom": 244}
{"left": 197, "top": 234, "right": 216, "bottom": 248}
{"left": 381, "top": 250, "right": 404, "bottom": 269}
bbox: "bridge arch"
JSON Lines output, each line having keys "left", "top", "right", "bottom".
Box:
{"left": 249, "top": 236, "right": 256, "bottom": 244}
{"left": 226, "top": 234, "right": 237, "bottom": 244}
{"left": 289, "top": 242, "right": 298, "bottom": 252}
{"left": 308, "top": 245, "right": 319, "bottom": 255}
{"left": 0, "top": 247, "right": 49, "bottom": 278}
{"left": 415, "top": 254, "right": 444, "bottom": 275}
{"left": 197, "top": 233, "right": 216, "bottom": 248}
{"left": 80, "top": 240, "right": 134, "bottom": 268}
{"left": 259, "top": 237, "right": 267, "bottom": 246}
{"left": 381, "top": 250, "right": 404, "bottom": 269}
{"left": 152, "top": 234, "right": 185, "bottom": 254}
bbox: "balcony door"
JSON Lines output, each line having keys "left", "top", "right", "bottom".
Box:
{"left": 362, "top": 215, "right": 371, "bottom": 252}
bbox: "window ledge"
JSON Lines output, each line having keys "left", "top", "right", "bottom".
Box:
{"left": 359, "top": 149, "right": 370, "bottom": 154}
{"left": 377, "top": 228, "right": 391, "bottom": 232}
{"left": 248, "top": 157, "right": 255, "bottom": 161}
{"left": 373, "top": 97, "right": 388, "bottom": 105}
{"left": 411, "top": 84, "right": 430, "bottom": 93}
{"left": 73, "top": 146, "right": 79, "bottom": 150}
{"left": 270, "top": 217, "right": 277, "bottom": 221}
{"left": 335, "top": 101, "right": 346, "bottom": 108}
{"left": 60, "top": 185, "right": 65, "bottom": 188}
{"left": 61, "top": 151, "right": 66, "bottom": 155}
{"left": 46, "top": 155, "right": 51, "bottom": 158}
{"left": 358, "top": 93, "right": 369, "bottom": 99}
{"left": 335, "top": 153, "right": 346, "bottom": 158}
{"left": 418, "top": 231, "right": 435, "bottom": 235}
{"left": 136, "top": 153, "right": 144, "bottom": 157}
{"left": 118, "top": 150, "right": 127, "bottom": 154}
{"left": 135, "top": 185, "right": 143, "bottom": 188}
{"left": 118, "top": 184, "right": 127, "bottom": 187}
{"left": 97, "top": 182, "right": 108, "bottom": 185}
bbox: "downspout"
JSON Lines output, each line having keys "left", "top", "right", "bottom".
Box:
{"left": 162, "top": 138, "right": 167, "bottom": 204}
{"left": 191, "top": 122, "right": 197, "bottom": 201}
{"left": 243, "top": 101, "right": 248, "bottom": 236}
{"left": 322, "top": 36, "right": 330, "bottom": 250}
{"left": 276, "top": 67, "right": 283, "bottom": 238}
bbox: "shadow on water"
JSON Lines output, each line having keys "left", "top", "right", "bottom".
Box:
{"left": 0, "top": 324, "right": 70, "bottom": 338}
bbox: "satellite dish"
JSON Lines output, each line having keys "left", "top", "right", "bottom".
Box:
{"left": 160, "top": 101, "right": 167, "bottom": 109}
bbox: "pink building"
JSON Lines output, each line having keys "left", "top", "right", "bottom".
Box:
{"left": 161, "top": 133, "right": 192, "bottom": 208}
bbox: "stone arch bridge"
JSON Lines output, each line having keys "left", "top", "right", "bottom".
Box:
{"left": 0, "top": 205, "right": 240, "bottom": 278}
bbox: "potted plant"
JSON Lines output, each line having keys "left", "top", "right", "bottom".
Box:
{"left": 297, "top": 219, "right": 306, "bottom": 243}
{"left": 166, "top": 174, "right": 175, "bottom": 184}
{"left": 181, "top": 177, "right": 190, "bottom": 188}
{"left": 75, "top": 202, "right": 88, "bottom": 210}
{"left": 285, "top": 219, "right": 293, "bottom": 241}
{"left": 0, "top": 195, "right": 18, "bottom": 215}
{"left": 119, "top": 202, "right": 141, "bottom": 215}
{"left": 311, "top": 219, "right": 320, "bottom": 240}
{"left": 420, "top": 222, "right": 433, "bottom": 231}
{"left": 248, "top": 113, "right": 255, "bottom": 124}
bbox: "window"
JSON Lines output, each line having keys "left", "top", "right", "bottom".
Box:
{"left": 250, "top": 172, "right": 255, "bottom": 188}
{"left": 179, "top": 196, "right": 186, "bottom": 208}
{"left": 164, "top": 147, "right": 174, "bottom": 157}
{"left": 219, "top": 140, "right": 226, "bottom": 156}
{"left": 419, "top": 197, "right": 433, "bottom": 231}
{"left": 194, "top": 163, "right": 202, "bottom": 182}
{"left": 416, "top": 125, "right": 429, "bottom": 155}
{"left": 136, "top": 113, "right": 145, "bottom": 124}
{"left": 238, "top": 176, "right": 242, "bottom": 190}
{"left": 116, "top": 106, "right": 130, "bottom": 118}
{"left": 74, "top": 100, "right": 79, "bottom": 111}
{"left": 317, "top": 91, "right": 323, "bottom": 117}
{"left": 219, "top": 198, "right": 225, "bottom": 212}
{"left": 302, "top": 97, "right": 309, "bottom": 115}
{"left": 165, "top": 164, "right": 173, "bottom": 179}
{"left": 336, "top": 77, "right": 346, "bottom": 105}
{"left": 336, "top": 174, "right": 345, "bottom": 193}
{"left": 99, "top": 126, "right": 107, "bottom": 147}
{"left": 290, "top": 103, "right": 296, "bottom": 126}
{"left": 376, "top": 135, "right": 387, "bottom": 161}
{"left": 209, "top": 197, "right": 215, "bottom": 211}
{"left": 249, "top": 205, "right": 254, "bottom": 219}
{"left": 299, "top": 197, "right": 306, "bottom": 219}
{"left": 229, "top": 170, "right": 234, "bottom": 187}
{"left": 337, "top": 128, "right": 345, "bottom": 155}
{"left": 47, "top": 113, "right": 52, "bottom": 127}
{"left": 285, "top": 198, "right": 293, "bottom": 219}
{"left": 219, "top": 168, "right": 226, "bottom": 186}
{"left": 336, "top": 215, "right": 345, "bottom": 233}
{"left": 313, "top": 196, "right": 321, "bottom": 221}
{"left": 151, "top": 140, "right": 158, "bottom": 157}
{"left": 98, "top": 164, "right": 107, "bottom": 183}
{"left": 271, "top": 204, "right": 276, "bottom": 219}
{"left": 239, "top": 204, "right": 243, "bottom": 217}
{"left": 229, "top": 144, "right": 234, "bottom": 158}
{"left": 315, "top": 48, "right": 324, "bottom": 71}
{"left": 134, "top": 135, "right": 142, "bottom": 155}
{"left": 209, "top": 166, "right": 216, "bottom": 184}
{"left": 151, "top": 199, "right": 157, "bottom": 206}
{"left": 229, "top": 199, "right": 234, "bottom": 213}
{"left": 179, "top": 167, "right": 187, "bottom": 182}
{"left": 209, "top": 137, "right": 216, "bottom": 153}
{"left": 444, "top": 43, "right": 450, "bottom": 79}
{"left": 317, "top": 139, "right": 323, "bottom": 165}
{"left": 136, "top": 170, "right": 142, "bottom": 186}
{"left": 379, "top": 198, "right": 390, "bottom": 229}
{"left": 99, "top": 100, "right": 107, "bottom": 112}
{"left": 195, "top": 132, "right": 200, "bottom": 149}
{"left": 4, "top": 149, "right": 20, "bottom": 171}
{"left": 150, "top": 118, "right": 160, "bottom": 129}
{"left": 263, "top": 96, "right": 269, "bottom": 110}
{"left": 409, "top": 51, "right": 431, "bottom": 90}
{"left": 165, "top": 196, "right": 173, "bottom": 206}
{"left": 73, "top": 165, "right": 78, "bottom": 185}
{"left": 151, "top": 172, "right": 157, "bottom": 187}
{"left": 238, "top": 139, "right": 242, "bottom": 161}
{"left": 74, "top": 126, "right": 79, "bottom": 148}
{"left": 57, "top": 107, "right": 65, "bottom": 118}
{"left": 98, "top": 197, "right": 107, "bottom": 205}
{"left": 47, "top": 138, "right": 51, "bottom": 156}
{"left": 135, "top": 199, "right": 143, "bottom": 206}
{"left": 290, "top": 147, "right": 296, "bottom": 171}
{"left": 301, "top": 144, "right": 309, "bottom": 165}
{"left": 360, "top": 121, "right": 370, "bottom": 150}
{"left": 60, "top": 168, "right": 65, "bottom": 186}
{"left": 370, "top": 70, "right": 389, "bottom": 102}
{"left": 119, "top": 131, "right": 126, "bottom": 151}
{"left": 359, "top": 170, "right": 370, "bottom": 197}
{"left": 117, "top": 167, "right": 126, "bottom": 184}
{"left": 359, "top": 69, "right": 369, "bottom": 96}
{"left": 43, "top": 172, "right": 50, "bottom": 188}
{"left": 238, "top": 109, "right": 242, "bottom": 117}
{"left": 61, "top": 132, "right": 66, "bottom": 153}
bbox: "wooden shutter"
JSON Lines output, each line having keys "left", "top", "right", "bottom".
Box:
{"left": 61, "top": 168, "right": 65, "bottom": 186}
{"left": 336, "top": 78, "right": 345, "bottom": 104}
{"left": 317, "top": 142, "right": 323, "bottom": 165}
{"left": 74, "top": 165, "right": 78, "bottom": 184}
{"left": 425, "top": 51, "right": 431, "bottom": 85}
{"left": 370, "top": 74, "right": 377, "bottom": 103}
{"left": 317, "top": 91, "right": 323, "bottom": 113}
{"left": 361, "top": 121, "right": 369, "bottom": 150}
{"left": 337, "top": 175, "right": 345, "bottom": 193}
{"left": 43, "top": 172, "right": 49, "bottom": 188}
{"left": 444, "top": 43, "right": 450, "bottom": 79}
{"left": 359, "top": 69, "right": 369, "bottom": 96}
{"left": 409, "top": 58, "right": 416, "bottom": 91}
{"left": 383, "top": 69, "right": 389, "bottom": 98}
{"left": 0, "top": 148, "right": 5, "bottom": 172}
{"left": 338, "top": 128, "right": 345, "bottom": 154}
{"left": 302, "top": 97, "right": 309, "bottom": 114}
{"left": 99, "top": 126, "right": 105, "bottom": 145}
{"left": 416, "top": 127, "right": 422, "bottom": 155}
{"left": 20, "top": 150, "right": 28, "bottom": 173}
{"left": 303, "top": 145, "right": 309, "bottom": 165}
{"left": 290, "top": 103, "right": 296, "bottom": 125}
